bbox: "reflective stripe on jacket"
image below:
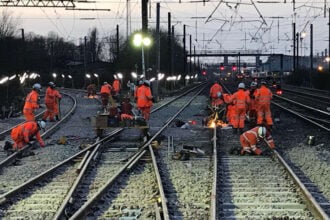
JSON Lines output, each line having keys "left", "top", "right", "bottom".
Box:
{"left": 23, "top": 90, "right": 39, "bottom": 110}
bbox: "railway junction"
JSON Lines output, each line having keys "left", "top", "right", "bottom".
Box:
{"left": 1, "top": 0, "right": 330, "bottom": 219}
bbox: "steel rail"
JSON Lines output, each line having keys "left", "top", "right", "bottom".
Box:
{"left": 273, "top": 150, "right": 330, "bottom": 220}
{"left": 273, "top": 94, "right": 330, "bottom": 116}
{"left": 280, "top": 90, "right": 330, "bottom": 106}
{"left": 282, "top": 88, "right": 330, "bottom": 102}
{"left": 0, "top": 92, "right": 77, "bottom": 170}
{"left": 0, "top": 128, "right": 123, "bottom": 204}
{"left": 52, "top": 83, "right": 206, "bottom": 219}
{"left": 0, "top": 110, "right": 46, "bottom": 139}
{"left": 69, "top": 85, "right": 207, "bottom": 220}
{"left": 53, "top": 139, "right": 101, "bottom": 220}
{"left": 272, "top": 101, "right": 330, "bottom": 132}
{"left": 148, "top": 144, "right": 170, "bottom": 220}
{"left": 210, "top": 126, "right": 217, "bottom": 220}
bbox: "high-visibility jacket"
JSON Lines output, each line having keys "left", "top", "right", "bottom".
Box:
{"left": 100, "top": 84, "right": 112, "bottom": 95}
{"left": 230, "top": 89, "right": 250, "bottom": 109}
{"left": 210, "top": 83, "right": 223, "bottom": 98}
{"left": 113, "top": 79, "right": 121, "bottom": 92}
{"left": 11, "top": 121, "right": 44, "bottom": 147}
{"left": 45, "top": 87, "right": 61, "bottom": 104}
{"left": 240, "top": 126, "right": 275, "bottom": 151}
{"left": 136, "top": 85, "right": 152, "bottom": 108}
{"left": 255, "top": 85, "right": 272, "bottom": 106}
{"left": 23, "top": 90, "right": 39, "bottom": 111}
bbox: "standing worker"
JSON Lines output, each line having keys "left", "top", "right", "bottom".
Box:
{"left": 209, "top": 81, "right": 223, "bottom": 107}
{"left": 255, "top": 81, "right": 273, "bottom": 129}
{"left": 247, "top": 82, "right": 258, "bottom": 128}
{"left": 23, "top": 83, "right": 41, "bottom": 121}
{"left": 230, "top": 83, "right": 250, "bottom": 134}
{"left": 53, "top": 86, "right": 62, "bottom": 121}
{"left": 100, "top": 82, "right": 112, "bottom": 111}
{"left": 112, "top": 78, "right": 121, "bottom": 96}
{"left": 240, "top": 126, "right": 275, "bottom": 155}
{"left": 223, "top": 93, "right": 235, "bottom": 126}
{"left": 87, "top": 84, "right": 97, "bottom": 98}
{"left": 42, "top": 82, "right": 61, "bottom": 122}
{"left": 136, "top": 80, "right": 153, "bottom": 120}
{"left": 10, "top": 120, "right": 46, "bottom": 150}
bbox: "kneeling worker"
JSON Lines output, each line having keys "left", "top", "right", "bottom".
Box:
{"left": 10, "top": 120, "right": 46, "bottom": 150}
{"left": 240, "top": 126, "right": 274, "bottom": 155}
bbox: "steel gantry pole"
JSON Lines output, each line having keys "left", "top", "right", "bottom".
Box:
{"left": 310, "top": 23, "right": 313, "bottom": 87}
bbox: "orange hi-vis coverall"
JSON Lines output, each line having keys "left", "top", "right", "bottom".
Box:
{"left": 136, "top": 85, "right": 153, "bottom": 120}
{"left": 209, "top": 83, "right": 223, "bottom": 106}
{"left": 247, "top": 89, "right": 258, "bottom": 122}
{"left": 255, "top": 85, "right": 273, "bottom": 125}
{"left": 53, "top": 89, "right": 61, "bottom": 118}
{"left": 223, "top": 93, "right": 234, "bottom": 125}
{"left": 100, "top": 84, "right": 112, "bottom": 107}
{"left": 112, "top": 79, "right": 121, "bottom": 95}
{"left": 240, "top": 126, "right": 275, "bottom": 155}
{"left": 43, "top": 87, "right": 61, "bottom": 121}
{"left": 23, "top": 90, "right": 39, "bottom": 121}
{"left": 11, "top": 121, "right": 45, "bottom": 150}
{"left": 230, "top": 89, "right": 250, "bottom": 129}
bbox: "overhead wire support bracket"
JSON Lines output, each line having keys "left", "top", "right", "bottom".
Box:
{"left": 0, "top": 0, "right": 75, "bottom": 8}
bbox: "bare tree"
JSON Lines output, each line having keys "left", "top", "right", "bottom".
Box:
{"left": 0, "top": 10, "right": 19, "bottom": 39}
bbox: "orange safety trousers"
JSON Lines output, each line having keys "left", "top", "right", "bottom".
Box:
{"left": 232, "top": 107, "right": 246, "bottom": 129}
{"left": 257, "top": 104, "right": 273, "bottom": 125}
{"left": 239, "top": 135, "right": 262, "bottom": 155}
{"left": 226, "top": 105, "right": 235, "bottom": 125}
{"left": 23, "top": 109, "right": 35, "bottom": 121}
{"left": 140, "top": 107, "right": 151, "bottom": 121}
{"left": 54, "top": 101, "right": 59, "bottom": 116}
{"left": 42, "top": 103, "right": 55, "bottom": 121}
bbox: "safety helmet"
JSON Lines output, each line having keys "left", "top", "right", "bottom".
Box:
{"left": 250, "top": 82, "right": 257, "bottom": 87}
{"left": 261, "top": 80, "right": 267, "bottom": 85}
{"left": 144, "top": 80, "right": 150, "bottom": 86}
{"left": 103, "top": 81, "right": 108, "bottom": 85}
{"left": 32, "top": 83, "right": 42, "bottom": 91}
{"left": 238, "top": 83, "right": 245, "bottom": 89}
{"left": 37, "top": 120, "right": 46, "bottom": 130}
{"left": 138, "top": 80, "right": 143, "bottom": 85}
{"left": 48, "top": 82, "right": 55, "bottom": 88}
{"left": 258, "top": 126, "right": 266, "bottom": 138}
{"left": 217, "top": 92, "right": 222, "bottom": 98}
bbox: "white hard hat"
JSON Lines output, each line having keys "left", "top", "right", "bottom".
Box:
{"left": 261, "top": 80, "right": 267, "bottom": 85}
{"left": 103, "top": 81, "right": 108, "bottom": 85}
{"left": 32, "top": 83, "right": 42, "bottom": 91}
{"left": 258, "top": 126, "right": 266, "bottom": 138}
{"left": 48, "top": 82, "right": 55, "bottom": 88}
{"left": 37, "top": 120, "right": 46, "bottom": 130}
{"left": 217, "top": 92, "right": 222, "bottom": 98}
{"left": 238, "top": 83, "right": 245, "bottom": 89}
{"left": 138, "top": 80, "right": 143, "bottom": 85}
{"left": 144, "top": 80, "right": 150, "bottom": 86}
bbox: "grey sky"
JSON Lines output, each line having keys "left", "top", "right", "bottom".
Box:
{"left": 2, "top": 0, "right": 330, "bottom": 63}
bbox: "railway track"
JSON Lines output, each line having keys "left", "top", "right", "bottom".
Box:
{"left": 283, "top": 85, "right": 330, "bottom": 101}
{"left": 217, "top": 81, "right": 329, "bottom": 219}
{"left": 0, "top": 91, "right": 77, "bottom": 169}
{"left": 0, "top": 83, "right": 208, "bottom": 219}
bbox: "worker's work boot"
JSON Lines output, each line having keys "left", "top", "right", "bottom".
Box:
{"left": 55, "top": 115, "right": 60, "bottom": 121}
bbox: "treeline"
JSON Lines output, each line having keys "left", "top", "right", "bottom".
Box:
{"left": 0, "top": 10, "right": 190, "bottom": 112}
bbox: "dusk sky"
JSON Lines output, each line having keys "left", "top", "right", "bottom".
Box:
{"left": 2, "top": 0, "right": 330, "bottom": 63}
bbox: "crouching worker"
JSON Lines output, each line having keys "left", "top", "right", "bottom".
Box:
{"left": 239, "top": 126, "right": 274, "bottom": 155}
{"left": 10, "top": 120, "right": 46, "bottom": 150}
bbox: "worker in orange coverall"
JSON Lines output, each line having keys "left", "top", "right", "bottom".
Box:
{"left": 53, "top": 88, "right": 62, "bottom": 121}
{"left": 112, "top": 79, "right": 121, "bottom": 96}
{"left": 100, "top": 82, "right": 112, "bottom": 110}
{"left": 246, "top": 81, "right": 259, "bottom": 128}
{"left": 209, "top": 81, "right": 223, "bottom": 107}
{"left": 23, "top": 83, "right": 41, "bottom": 121}
{"left": 136, "top": 80, "right": 153, "bottom": 120}
{"left": 255, "top": 81, "right": 273, "bottom": 128}
{"left": 42, "top": 82, "right": 61, "bottom": 122}
{"left": 230, "top": 83, "right": 250, "bottom": 134}
{"left": 223, "top": 93, "right": 235, "bottom": 126}
{"left": 240, "top": 126, "right": 275, "bottom": 155}
{"left": 11, "top": 120, "right": 46, "bottom": 150}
